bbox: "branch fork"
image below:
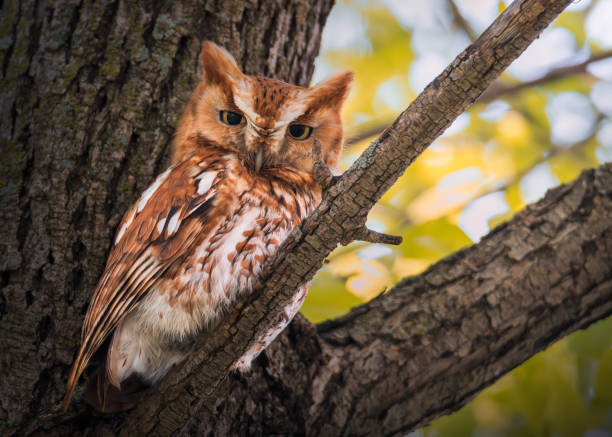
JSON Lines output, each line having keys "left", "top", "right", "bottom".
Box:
{"left": 312, "top": 140, "right": 402, "bottom": 247}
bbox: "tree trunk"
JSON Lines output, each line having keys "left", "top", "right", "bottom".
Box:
{"left": 0, "top": 0, "right": 333, "bottom": 434}
{"left": 1, "top": 0, "right": 609, "bottom": 436}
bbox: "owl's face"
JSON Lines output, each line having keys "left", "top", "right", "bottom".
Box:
{"left": 173, "top": 42, "right": 353, "bottom": 174}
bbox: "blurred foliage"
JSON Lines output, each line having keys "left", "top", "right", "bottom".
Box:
{"left": 302, "top": 0, "right": 612, "bottom": 435}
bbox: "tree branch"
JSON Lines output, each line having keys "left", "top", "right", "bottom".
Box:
{"left": 346, "top": 49, "right": 612, "bottom": 147}
{"left": 311, "top": 162, "right": 612, "bottom": 435}
{"left": 120, "top": 0, "right": 579, "bottom": 434}
{"left": 477, "top": 49, "right": 612, "bottom": 103}
{"left": 448, "top": 0, "right": 479, "bottom": 42}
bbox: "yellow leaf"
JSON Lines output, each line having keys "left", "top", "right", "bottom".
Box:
{"left": 392, "top": 257, "right": 430, "bottom": 278}
{"left": 327, "top": 253, "right": 392, "bottom": 300}
{"left": 302, "top": 270, "right": 363, "bottom": 323}
{"left": 496, "top": 111, "right": 530, "bottom": 148}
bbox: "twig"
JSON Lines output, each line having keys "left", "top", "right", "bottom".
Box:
{"left": 448, "top": 0, "right": 478, "bottom": 42}
{"left": 341, "top": 226, "right": 402, "bottom": 246}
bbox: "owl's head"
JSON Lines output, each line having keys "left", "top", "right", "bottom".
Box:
{"left": 173, "top": 41, "right": 353, "bottom": 174}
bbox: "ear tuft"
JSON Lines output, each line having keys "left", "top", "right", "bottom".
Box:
{"left": 200, "top": 41, "right": 244, "bottom": 85}
{"left": 310, "top": 71, "right": 354, "bottom": 109}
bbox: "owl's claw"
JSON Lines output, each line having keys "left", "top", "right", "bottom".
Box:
{"left": 341, "top": 226, "right": 402, "bottom": 246}
{"left": 312, "top": 140, "right": 338, "bottom": 190}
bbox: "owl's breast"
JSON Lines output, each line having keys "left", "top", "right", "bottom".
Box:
{"left": 135, "top": 157, "right": 319, "bottom": 339}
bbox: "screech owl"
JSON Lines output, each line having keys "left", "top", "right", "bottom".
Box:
{"left": 63, "top": 41, "right": 353, "bottom": 412}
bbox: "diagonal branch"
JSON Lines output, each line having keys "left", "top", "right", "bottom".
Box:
{"left": 121, "top": 0, "right": 576, "bottom": 434}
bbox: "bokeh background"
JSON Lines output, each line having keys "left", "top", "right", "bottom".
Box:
{"left": 301, "top": 1, "right": 612, "bottom": 436}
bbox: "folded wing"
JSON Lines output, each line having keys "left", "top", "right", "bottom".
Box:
{"left": 62, "top": 153, "right": 222, "bottom": 410}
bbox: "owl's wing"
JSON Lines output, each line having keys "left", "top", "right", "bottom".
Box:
{"left": 62, "top": 153, "right": 223, "bottom": 410}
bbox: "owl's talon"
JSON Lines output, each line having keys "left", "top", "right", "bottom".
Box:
{"left": 312, "top": 140, "right": 337, "bottom": 190}
{"left": 342, "top": 226, "right": 402, "bottom": 246}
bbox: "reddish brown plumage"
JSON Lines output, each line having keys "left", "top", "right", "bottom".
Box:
{"left": 63, "top": 41, "right": 352, "bottom": 412}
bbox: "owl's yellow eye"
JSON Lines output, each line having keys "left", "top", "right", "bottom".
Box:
{"left": 288, "top": 124, "right": 312, "bottom": 141}
{"left": 220, "top": 110, "right": 245, "bottom": 126}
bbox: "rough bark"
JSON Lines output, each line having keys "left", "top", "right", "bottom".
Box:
{"left": 1, "top": 0, "right": 608, "bottom": 436}
{"left": 0, "top": 0, "right": 333, "bottom": 434}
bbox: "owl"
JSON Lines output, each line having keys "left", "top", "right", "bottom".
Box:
{"left": 62, "top": 41, "right": 353, "bottom": 412}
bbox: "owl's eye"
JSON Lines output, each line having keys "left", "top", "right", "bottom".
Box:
{"left": 220, "top": 110, "right": 245, "bottom": 126}
{"left": 288, "top": 124, "right": 312, "bottom": 141}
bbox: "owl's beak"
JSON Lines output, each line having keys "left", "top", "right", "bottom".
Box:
{"left": 255, "top": 148, "right": 264, "bottom": 173}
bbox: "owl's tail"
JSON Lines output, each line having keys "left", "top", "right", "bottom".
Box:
{"left": 63, "top": 329, "right": 146, "bottom": 413}
{"left": 61, "top": 341, "right": 96, "bottom": 412}
{"left": 85, "top": 364, "right": 144, "bottom": 413}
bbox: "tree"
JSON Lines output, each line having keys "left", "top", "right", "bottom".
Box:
{"left": 0, "top": 0, "right": 609, "bottom": 436}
